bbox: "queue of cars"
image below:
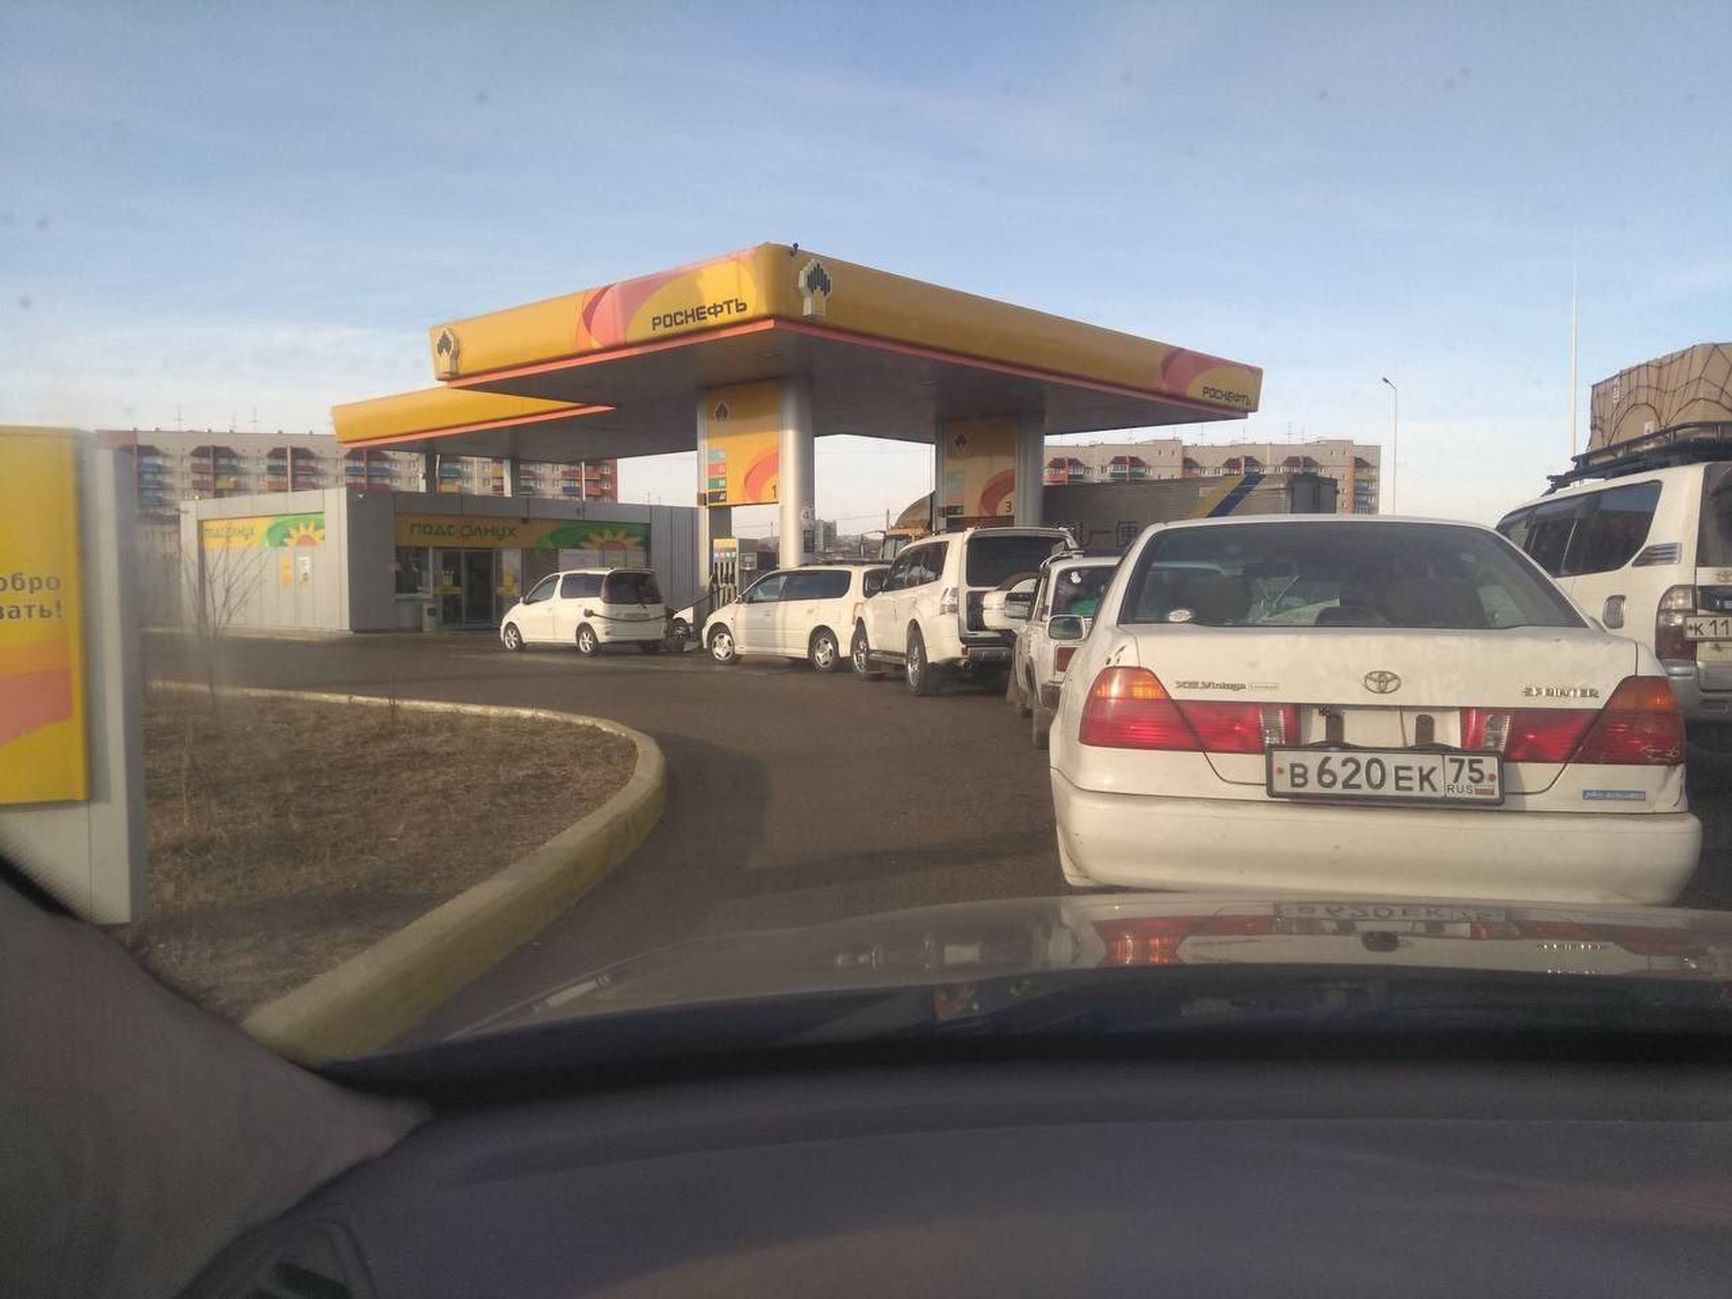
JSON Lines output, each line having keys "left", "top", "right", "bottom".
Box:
{"left": 496, "top": 490, "right": 1710, "bottom": 908}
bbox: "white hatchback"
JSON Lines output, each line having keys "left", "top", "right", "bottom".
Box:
{"left": 500, "top": 568, "right": 667, "bottom": 656}
{"left": 703, "top": 564, "right": 888, "bottom": 671}
{"left": 1050, "top": 516, "right": 1702, "bottom": 906}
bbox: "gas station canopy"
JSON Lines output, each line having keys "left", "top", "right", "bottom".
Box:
{"left": 331, "top": 243, "right": 1262, "bottom": 460}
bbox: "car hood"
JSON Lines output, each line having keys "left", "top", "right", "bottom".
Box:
{"left": 458, "top": 892, "right": 1732, "bottom": 1037}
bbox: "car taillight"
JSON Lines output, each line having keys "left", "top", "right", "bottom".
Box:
{"left": 1462, "top": 676, "right": 1683, "bottom": 767}
{"left": 1079, "top": 668, "right": 1296, "bottom": 752}
{"left": 1096, "top": 914, "right": 1277, "bottom": 966}
{"left": 1655, "top": 584, "right": 1697, "bottom": 662}
{"left": 1461, "top": 707, "right": 1596, "bottom": 762}
{"left": 1054, "top": 646, "right": 1076, "bottom": 672}
{"left": 939, "top": 586, "right": 959, "bottom": 616}
{"left": 1572, "top": 675, "right": 1685, "bottom": 765}
{"left": 1514, "top": 918, "right": 1694, "bottom": 959}
{"left": 1080, "top": 668, "right": 1189, "bottom": 749}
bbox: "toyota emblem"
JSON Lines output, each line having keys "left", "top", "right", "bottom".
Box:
{"left": 1363, "top": 670, "right": 1402, "bottom": 695}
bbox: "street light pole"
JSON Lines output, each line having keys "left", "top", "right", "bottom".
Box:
{"left": 1380, "top": 377, "right": 1399, "bottom": 515}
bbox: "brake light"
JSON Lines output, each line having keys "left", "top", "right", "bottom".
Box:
{"left": 1572, "top": 675, "right": 1684, "bottom": 765}
{"left": 1054, "top": 646, "right": 1076, "bottom": 672}
{"left": 1462, "top": 676, "right": 1683, "bottom": 767}
{"left": 1096, "top": 914, "right": 1276, "bottom": 966}
{"left": 1655, "top": 584, "right": 1697, "bottom": 662}
{"left": 1514, "top": 918, "right": 1694, "bottom": 959}
{"left": 939, "top": 586, "right": 959, "bottom": 616}
{"left": 1079, "top": 668, "right": 1297, "bottom": 752}
{"left": 1080, "top": 668, "right": 1189, "bottom": 749}
{"left": 1461, "top": 708, "right": 1596, "bottom": 762}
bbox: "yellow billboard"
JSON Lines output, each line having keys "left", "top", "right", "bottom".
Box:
{"left": 394, "top": 514, "right": 649, "bottom": 565}
{"left": 940, "top": 416, "right": 1018, "bottom": 523}
{"left": 199, "top": 512, "right": 326, "bottom": 550}
{"left": 0, "top": 431, "right": 87, "bottom": 804}
{"left": 702, "top": 381, "right": 781, "bottom": 507}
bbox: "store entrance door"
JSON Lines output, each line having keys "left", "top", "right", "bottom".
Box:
{"left": 463, "top": 550, "right": 496, "bottom": 626}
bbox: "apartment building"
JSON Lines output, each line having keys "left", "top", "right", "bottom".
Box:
{"left": 102, "top": 429, "right": 618, "bottom": 517}
{"left": 1044, "top": 437, "right": 1381, "bottom": 514}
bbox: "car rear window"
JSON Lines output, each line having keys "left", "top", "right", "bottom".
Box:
{"left": 1120, "top": 522, "right": 1583, "bottom": 630}
{"left": 966, "top": 533, "right": 1064, "bottom": 587}
{"left": 1699, "top": 465, "right": 1732, "bottom": 567}
{"left": 1050, "top": 565, "right": 1114, "bottom": 617}
{"left": 602, "top": 571, "right": 661, "bottom": 604}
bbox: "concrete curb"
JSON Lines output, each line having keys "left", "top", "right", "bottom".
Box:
{"left": 148, "top": 681, "right": 666, "bottom": 1062}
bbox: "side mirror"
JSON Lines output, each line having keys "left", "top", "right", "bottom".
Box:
{"left": 1047, "top": 615, "right": 1086, "bottom": 642}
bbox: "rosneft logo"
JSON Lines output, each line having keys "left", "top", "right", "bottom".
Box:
{"left": 433, "top": 327, "right": 460, "bottom": 379}
{"left": 798, "top": 259, "right": 832, "bottom": 318}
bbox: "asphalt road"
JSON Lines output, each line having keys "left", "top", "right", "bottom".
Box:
{"left": 144, "top": 631, "right": 1064, "bottom": 1039}
{"left": 144, "top": 630, "right": 1732, "bottom": 1040}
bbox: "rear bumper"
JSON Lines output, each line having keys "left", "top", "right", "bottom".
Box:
{"left": 1051, "top": 772, "right": 1702, "bottom": 906}
{"left": 1668, "top": 663, "right": 1732, "bottom": 723}
{"left": 595, "top": 618, "right": 664, "bottom": 643}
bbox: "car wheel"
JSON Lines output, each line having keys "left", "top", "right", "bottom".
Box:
{"left": 668, "top": 617, "right": 691, "bottom": 650}
{"left": 639, "top": 640, "right": 663, "bottom": 655}
{"left": 1005, "top": 664, "right": 1026, "bottom": 711}
{"left": 708, "top": 626, "right": 738, "bottom": 665}
{"left": 575, "top": 625, "right": 599, "bottom": 656}
{"left": 1017, "top": 668, "right": 1035, "bottom": 719}
{"left": 851, "top": 625, "right": 881, "bottom": 679}
{"left": 502, "top": 623, "right": 524, "bottom": 652}
{"left": 1031, "top": 702, "right": 1052, "bottom": 750}
{"left": 809, "top": 627, "right": 841, "bottom": 673}
{"left": 905, "top": 625, "right": 939, "bottom": 696}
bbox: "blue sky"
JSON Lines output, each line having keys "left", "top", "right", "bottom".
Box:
{"left": 4, "top": 1, "right": 1729, "bottom": 530}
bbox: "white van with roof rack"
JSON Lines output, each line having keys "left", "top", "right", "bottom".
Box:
{"left": 1496, "top": 460, "right": 1732, "bottom": 738}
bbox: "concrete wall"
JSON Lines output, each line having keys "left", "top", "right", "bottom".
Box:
{"left": 0, "top": 446, "right": 146, "bottom": 923}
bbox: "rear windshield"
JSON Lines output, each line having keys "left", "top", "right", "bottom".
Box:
{"left": 1050, "top": 565, "right": 1115, "bottom": 617}
{"left": 966, "top": 533, "right": 1064, "bottom": 587}
{"left": 1700, "top": 465, "right": 1732, "bottom": 567}
{"left": 1120, "top": 523, "right": 1583, "bottom": 630}
{"left": 601, "top": 571, "right": 661, "bottom": 604}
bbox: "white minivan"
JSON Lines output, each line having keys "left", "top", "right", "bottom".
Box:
{"left": 1498, "top": 462, "right": 1732, "bottom": 736}
{"left": 500, "top": 567, "right": 667, "bottom": 656}
{"left": 704, "top": 564, "right": 888, "bottom": 671}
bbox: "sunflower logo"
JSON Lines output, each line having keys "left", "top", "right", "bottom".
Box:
{"left": 283, "top": 519, "right": 325, "bottom": 547}
{"left": 587, "top": 527, "right": 641, "bottom": 561}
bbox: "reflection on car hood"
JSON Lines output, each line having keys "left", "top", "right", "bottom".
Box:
{"left": 461, "top": 893, "right": 1732, "bottom": 1037}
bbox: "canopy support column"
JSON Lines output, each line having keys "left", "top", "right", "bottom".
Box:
{"left": 778, "top": 376, "right": 814, "bottom": 570}
{"left": 1014, "top": 409, "right": 1045, "bottom": 526}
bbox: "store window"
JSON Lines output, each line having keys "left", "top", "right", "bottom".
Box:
{"left": 394, "top": 546, "right": 429, "bottom": 595}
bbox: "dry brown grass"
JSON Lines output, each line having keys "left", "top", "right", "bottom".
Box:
{"left": 118, "top": 690, "right": 637, "bottom": 1019}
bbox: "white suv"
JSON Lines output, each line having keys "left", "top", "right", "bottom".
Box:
{"left": 1498, "top": 461, "right": 1732, "bottom": 738}
{"left": 704, "top": 564, "right": 888, "bottom": 671}
{"left": 852, "top": 526, "right": 1072, "bottom": 694}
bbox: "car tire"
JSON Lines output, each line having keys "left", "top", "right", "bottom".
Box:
{"left": 575, "top": 624, "right": 599, "bottom": 656}
{"left": 502, "top": 623, "right": 524, "bottom": 652}
{"left": 1005, "top": 664, "right": 1027, "bottom": 712}
{"left": 708, "top": 626, "right": 738, "bottom": 665}
{"left": 809, "top": 627, "right": 842, "bottom": 673}
{"left": 1031, "top": 702, "right": 1052, "bottom": 750}
{"left": 1017, "top": 668, "right": 1035, "bottom": 719}
{"left": 851, "top": 625, "right": 881, "bottom": 679}
{"left": 905, "top": 625, "right": 940, "bottom": 697}
{"left": 668, "top": 617, "right": 691, "bottom": 650}
{"left": 639, "top": 640, "right": 663, "bottom": 655}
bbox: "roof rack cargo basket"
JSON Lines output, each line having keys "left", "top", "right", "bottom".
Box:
{"left": 1547, "top": 422, "right": 1732, "bottom": 492}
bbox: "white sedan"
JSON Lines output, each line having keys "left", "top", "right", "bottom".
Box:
{"left": 1049, "top": 516, "right": 1702, "bottom": 906}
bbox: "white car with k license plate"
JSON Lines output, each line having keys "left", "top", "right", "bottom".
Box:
{"left": 1049, "top": 516, "right": 1702, "bottom": 905}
